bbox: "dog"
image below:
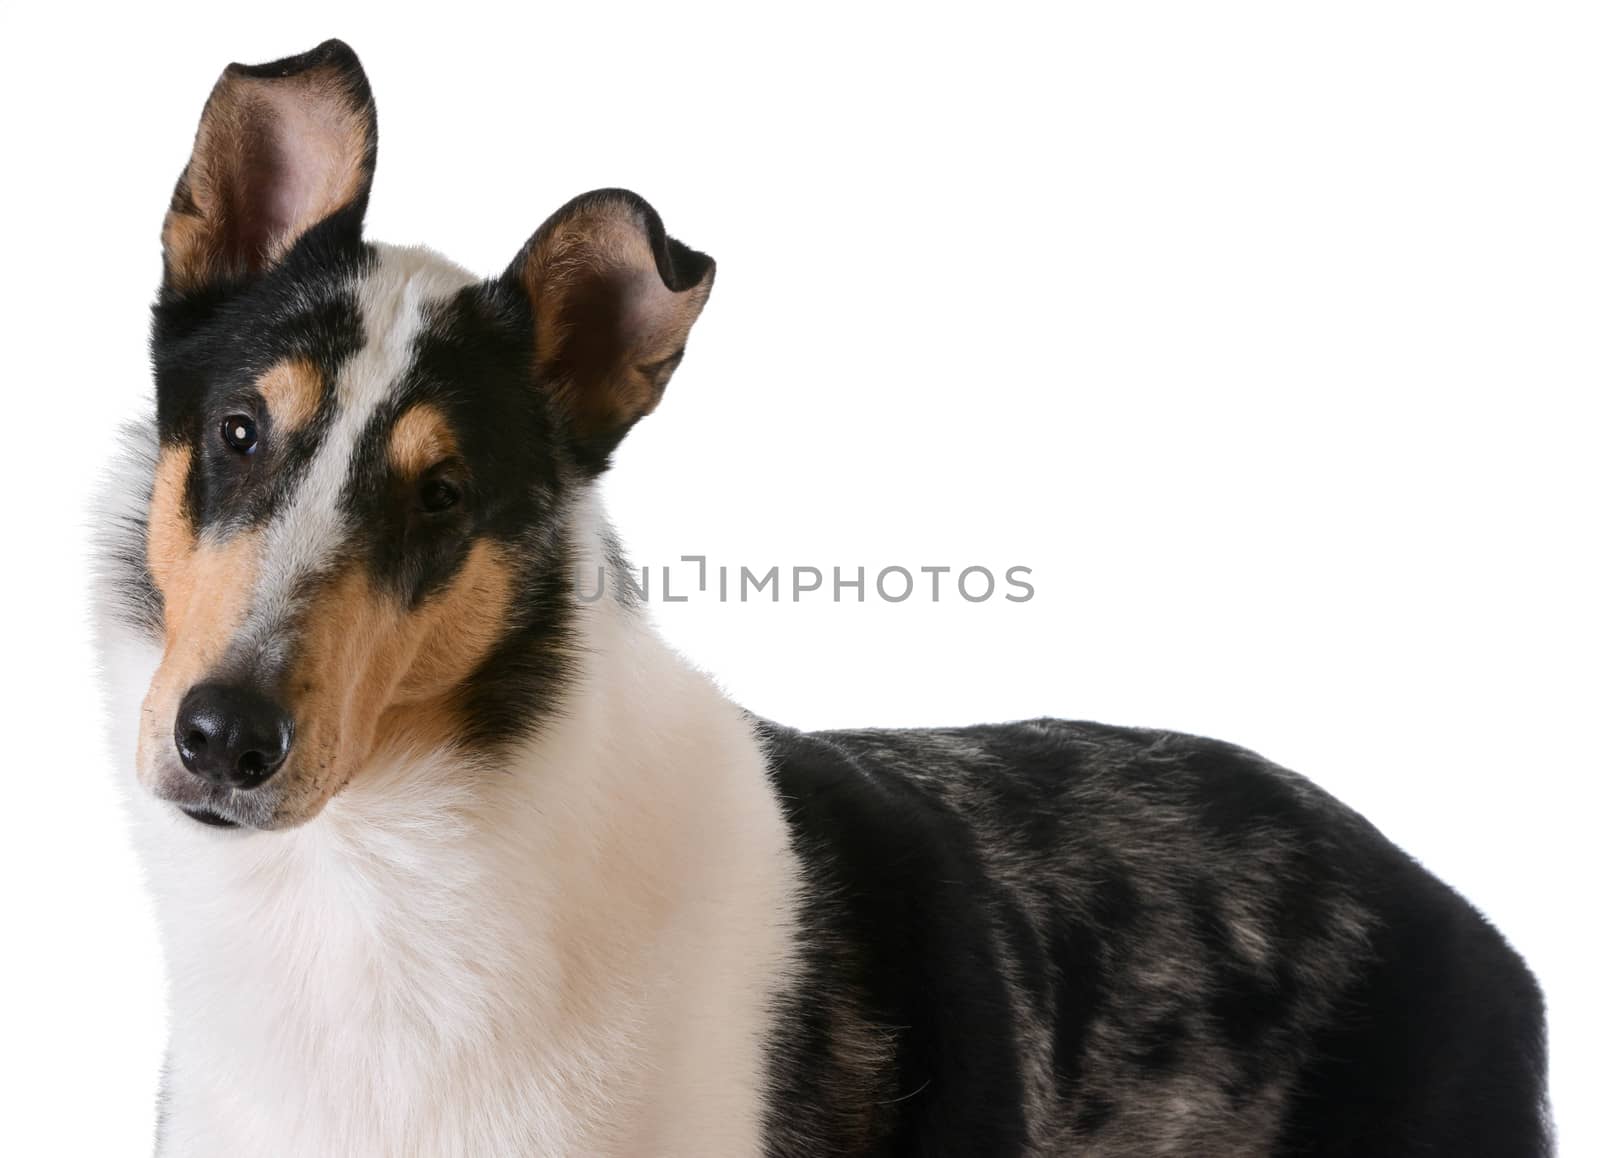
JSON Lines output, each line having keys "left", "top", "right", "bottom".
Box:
{"left": 93, "top": 39, "right": 1550, "bottom": 1157}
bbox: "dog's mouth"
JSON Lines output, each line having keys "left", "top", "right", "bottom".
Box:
{"left": 148, "top": 761, "right": 313, "bottom": 832}
{"left": 148, "top": 759, "right": 267, "bottom": 830}
{"left": 179, "top": 805, "right": 240, "bottom": 829}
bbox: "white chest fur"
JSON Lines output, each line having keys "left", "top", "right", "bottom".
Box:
{"left": 103, "top": 594, "right": 800, "bottom": 1158}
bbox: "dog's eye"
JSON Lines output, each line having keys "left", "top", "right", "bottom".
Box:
{"left": 419, "top": 477, "right": 460, "bottom": 513}
{"left": 221, "top": 415, "right": 259, "bottom": 454}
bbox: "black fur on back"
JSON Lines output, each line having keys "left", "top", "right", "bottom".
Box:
{"left": 757, "top": 718, "right": 1549, "bottom": 1157}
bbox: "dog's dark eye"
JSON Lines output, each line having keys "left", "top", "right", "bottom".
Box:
{"left": 419, "top": 478, "right": 460, "bottom": 513}
{"left": 221, "top": 415, "right": 258, "bottom": 454}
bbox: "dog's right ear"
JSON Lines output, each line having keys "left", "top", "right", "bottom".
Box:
{"left": 161, "top": 39, "right": 376, "bottom": 297}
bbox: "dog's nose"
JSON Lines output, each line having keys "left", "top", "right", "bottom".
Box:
{"left": 174, "top": 683, "right": 293, "bottom": 789}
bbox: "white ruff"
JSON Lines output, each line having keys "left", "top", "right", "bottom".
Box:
{"left": 105, "top": 551, "right": 800, "bottom": 1156}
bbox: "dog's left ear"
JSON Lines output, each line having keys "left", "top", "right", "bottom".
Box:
{"left": 505, "top": 189, "right": 715, "bottom": 471}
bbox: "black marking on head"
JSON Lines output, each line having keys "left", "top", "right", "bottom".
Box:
{"left": 358, "top": 277, "right": 582, "bottom": 749}
{"left": 154, "top": 240, "right": 369, "bottom": 541}
{"left": 349, "top": 282, "right": 562, "bottom": 598}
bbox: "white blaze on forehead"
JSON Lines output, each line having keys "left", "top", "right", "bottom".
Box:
{"left": 247, "top": 245, "right": 478, "bottom": 653}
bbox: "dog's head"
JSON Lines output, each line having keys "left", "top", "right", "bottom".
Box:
{"left": 134, "top": 40, "right": 713, "bottom": 830}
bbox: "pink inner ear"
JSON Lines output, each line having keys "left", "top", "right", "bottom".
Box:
{"left": 249, "top": 81, "right": 367, "bottom": 260}
{"left": 523, "top": 193, "right": 713, "bottom": 444}
{"left": 165, "top": 48, "right": 374, "bottom": 292}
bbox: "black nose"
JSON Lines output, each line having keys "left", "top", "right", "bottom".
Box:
{"left": 174, "top": 683, "right": 293, "bottom": 789}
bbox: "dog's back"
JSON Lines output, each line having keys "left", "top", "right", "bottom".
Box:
{"left": 759, "top": 719, "right": 1550, "bottom": 1156}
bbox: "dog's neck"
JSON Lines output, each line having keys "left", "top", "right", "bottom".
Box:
{"left": 112, "top": 497, "right": 799, "bottom": 1155}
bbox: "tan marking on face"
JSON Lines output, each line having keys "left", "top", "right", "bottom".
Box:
{"left": 145, "top": 445, "right": 196, "bottom": 596}
{"left": 387, "top": 404, "right": 458, "bottom": 479}
{"left": 137, "top": 445, "right": 266, "bottom": 789}
{"left": 135, "top": 440, "right": 514, "bottom": 825}
{"left": 257, "top": 358, "right": 323, "bottom": 433}
{"left": 269, "top": 540, "right": 515, "bottom": 824}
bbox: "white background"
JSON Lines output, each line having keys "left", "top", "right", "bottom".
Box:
{"left": 1, "top": 2, "right": 1594, "bottom": 1153}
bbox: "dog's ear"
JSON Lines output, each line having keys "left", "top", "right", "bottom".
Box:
{"left": 161, "top": 39, "right": 377, "bottom": 297}
{"left": 505, "top": 189, "right": 715, "bottom": 471}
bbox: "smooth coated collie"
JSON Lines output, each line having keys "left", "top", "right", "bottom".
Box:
{"left": 94, "top": 39, "right": 1550, "bottom": 1158}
